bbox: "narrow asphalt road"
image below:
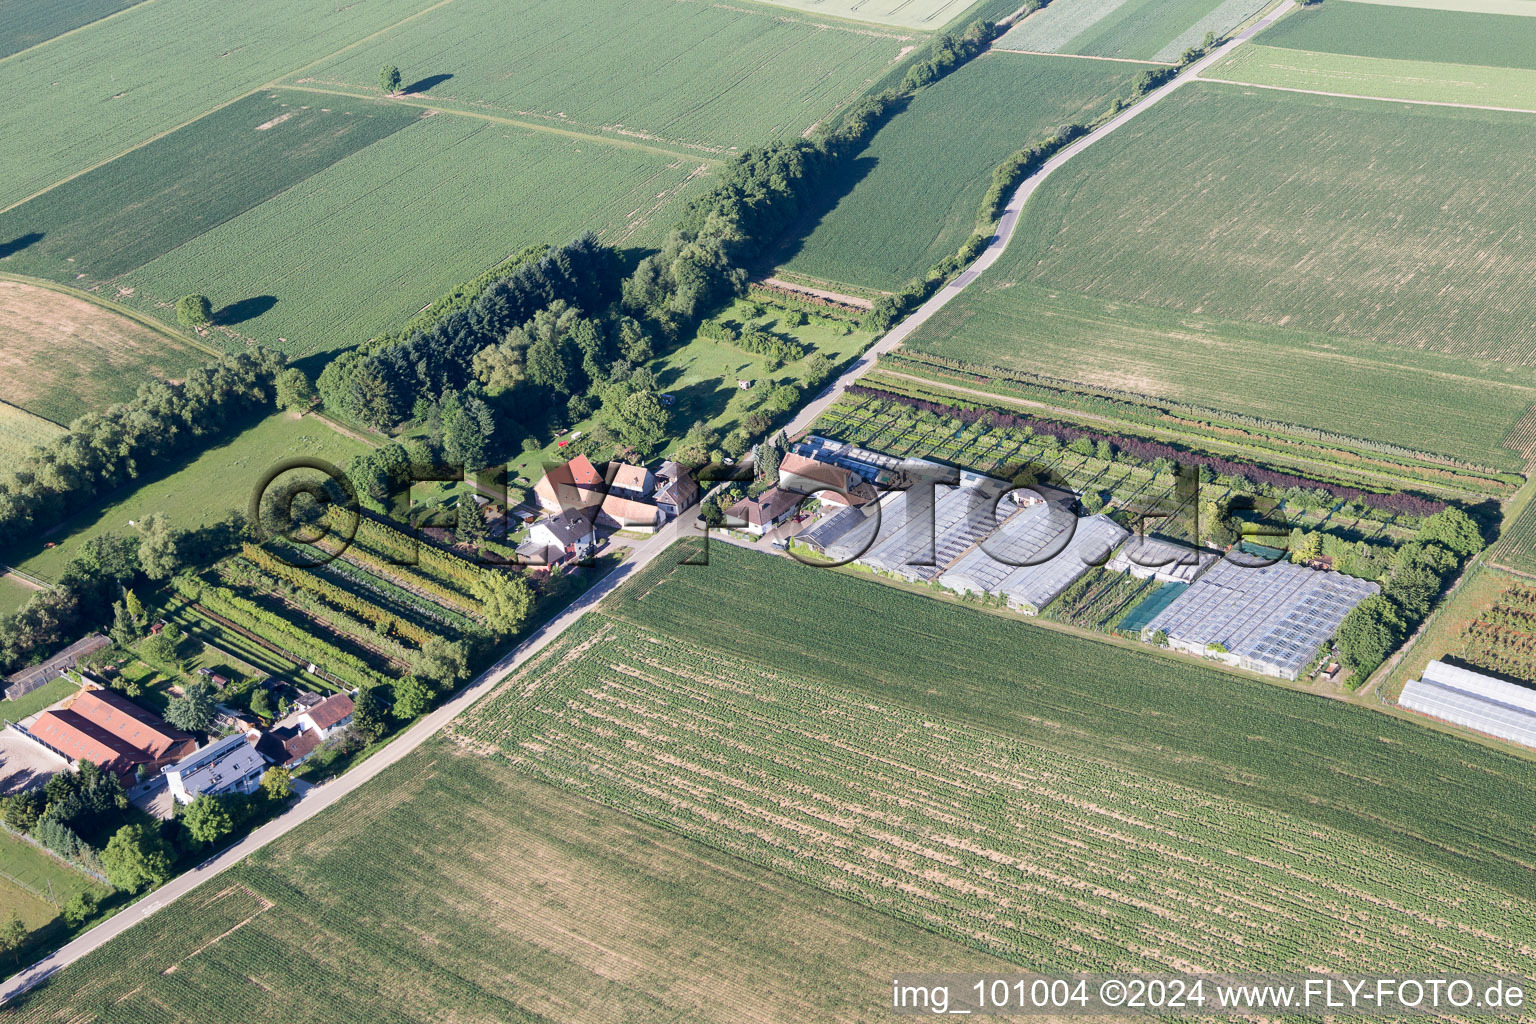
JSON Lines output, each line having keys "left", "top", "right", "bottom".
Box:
{"left": 0, "top": 3, "right": 1294, "bottom": 1003}
{"left": 0, "top": 509, "right": 704, "bottom": 1003}
{"left": 786, "top": 0, "right": 1295, "bottom": 440}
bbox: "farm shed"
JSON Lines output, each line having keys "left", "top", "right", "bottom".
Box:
{"left": 26, "top": 686, "right": 194, "bottom": 779}
{"left": 1140, "top": 559, "right": 1378, "bottom": 680}
{"left": 858, "top": 476, "right": 1012, "bottom": 583}
{"left": 3, "top": 633, "right": 110, "bottom": 701}
{"left": 1399, "top": 660, "right": 1536, "bottom": 750}
{"left": 940, "top": 508, "right": 1130, "bottom": 614}
{"left": 792, "top": 435, "right": 939, "bottom": 488}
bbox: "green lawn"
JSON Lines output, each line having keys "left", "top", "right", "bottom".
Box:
{"left": 0, "top": 831, "right": 106, "bottom": 910}
{"left": 282, "top": 0, "right": 906, "bottom": 154}
{"left": 905, "top": 82, "right": 1536, "bottom": 467}
{"left": 0, "top": 575, "right": 37, "bottom": 617}
{"left": 0, "top": 677, "right": 80, "bottom": 722}
{"left": 1208, "top": 44, "right": 1536, "bottom": 107}
{"left": 780, "top": 52, "right": 1141, "bottom": 291}
{"left": 6, "top": 412, "right": 369, "bottom": 581}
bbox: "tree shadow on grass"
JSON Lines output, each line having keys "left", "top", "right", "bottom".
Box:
{"left": 0, "top": 232, "right": 43, "bottom": 260}
{"left": 403, "top": 73, "right": 453, "bottom": 95}
{"left": 213, "top": 295, "right": 277, "bottom": 326}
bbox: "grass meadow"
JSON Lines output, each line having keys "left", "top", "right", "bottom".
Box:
{"left": 0, "top": 0, "right": 143, "bottom": 58}
{"left": 5, "top": 744, "right": 1010, "bottom": 1024}
{"left": 998, "top": 0, "right": 1268, "bottom": 61}
{"left": 779, "top": 52, "right": 1140, "bottom": 291}
{"left": 1259, "top": 1, "right": 1536, "bottom": 68}
{"left": 1206, "top": 44, "right": 1536, "bottom": 107}
{"left": 6, "top": 412, "right": 369, "bottom": 582}
{"left": 285, "top": 0, "right": 907, "bottom": 154}
{"left": 0, "top": 0, "right": 442, "bottom": 210}
{"left": 905, "top": 83, "right": 1536, "bottom": 467}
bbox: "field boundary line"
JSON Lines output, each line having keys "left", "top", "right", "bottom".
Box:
{"left": 1195, "top": 74, "right": 1536, "bottom": 114}
{"left": 990, "top": 47, "right": 1172, "bottom": 65}
{"left": 0, "top": 272, "right": 220, "bottom": 358}
{"left": 0, "top": 399, "right": 64, "bottom": 432}
{"left": 280, "top": 84, "right": 726, "bottom": 165}
{"left": 0, "top": 0, "right": 462, "bottom": 218}
{"left": 0, "top": 0, "right": 159, "bottom": 67}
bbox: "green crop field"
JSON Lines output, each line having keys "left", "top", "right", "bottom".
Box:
{"left": 6, "top": 744, "right": 1009, "bottom": 1023}
{"left": 1339, "top": 0, "right": 1536, "bottom": 12}
{"left": 451, "top": 544, "right": 1536, "bottom": 969}
{"left": 1207, "top": 44, "right": 1536, "bottom": 107}
{"left": 780, "top": 52, "right": 1140, "bottom": 291}
{"left": 0, "top": 0, "right": 443, "bottom": 210}
{"left": 904, "top": 82, "right": 1536, "bottom": 467}
{"left": 997, "top": 0, "right": 1268, "bottom": 61}
{"left": 112, "top": 115, "right": 710, "bottom": 356}
{"left": 1260, "top": 0, "right": 1536, "bottom": 66}
{"left": 284, "top": 0, "right": 906, "bottom": 154}
{"left": 18, "top": 542, "right": 1536, "bottom": 1020}
{"left": 6, "top": 412, "right": 369, "bottom": 582}
{"left": 750, "top": 0, "right": 981, "bottom": 29}
{"left": 0, "top": 0, "right": 144, "bottom": 58}
{"left": 1492, "top": 495, "right": 1536, "bottom": 576}
{"left": 0, "top": 92, "right": 421, "bottom": 284}
{"left": 0, "top": 402, "right": 65, "bottom": 466}
{"left": 0, "top": 279, "right": 208, "bottom": 427}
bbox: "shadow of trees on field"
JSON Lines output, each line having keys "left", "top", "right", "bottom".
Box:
{"left": 404, "top": 73, "right": 453, "bottom": 95}
{"left": 0, "top": 232, "right": 43, "bottom": 260}
{"left": 762, "top": 153, "right": 880, "bottom": 270}
{"left": 213, "top": 295, "right": 277, "bottom": 325}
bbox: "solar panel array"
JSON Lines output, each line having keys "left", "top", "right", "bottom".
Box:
{"left": 1399, "top": 660, "right": 1536, "bottom": 750}
{"left": 1142, "top": 558, "right": 1379, "bottom": 679}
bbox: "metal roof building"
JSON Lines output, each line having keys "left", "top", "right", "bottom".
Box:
{"left": 940, "top": 508, "right": 1129, "bottom": 614}
{"left": 163, "top": 731, "right": 268, "bottom": 804}
{"left": 1107, "top": 535, "right": 1218, "bottom": 584}
{"left": 1399, "top": 660, "right": 1536, "bottom": 750}
{"left": 858, "top": 478, "right": 1012, "bottom": 583}
{"left": 1141, "top": 558, "right": 1379, "bottom": 680}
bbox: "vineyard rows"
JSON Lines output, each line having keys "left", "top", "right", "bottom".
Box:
{"left": 1458, "top": 583, "right": 1536, "bottom": 683}
{"left": 1041, "top": 566, "right": 1152, "bottom": 632}
{"left": 171, "top": 575, "right": 392, "bottom": 690}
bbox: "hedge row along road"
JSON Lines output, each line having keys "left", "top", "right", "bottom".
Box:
{"left": 786, "top": 0, "right": 1297, "bottom": 439}
{"left": 0, "top": 0, "right": 1296, "bottom": 1003}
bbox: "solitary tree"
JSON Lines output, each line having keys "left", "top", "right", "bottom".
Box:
{"left": 260, "top": 767, "right": 293, "bottom": 802}
{"left": 164, "top": 679, "right": 217, "bottom": 732}
{"left": 0, "top": 913, "right": 24, "bottom": 964}
{"left": 351, "top": 686, "right": 388, "bottom": 744}
{"left": 379, "top": 64, "right": 402, "bottom": 95}
{"left": 175, "top": 294, "right": 212, "bottom": 330}
{"left": 102, "top": 824, "right": 174, "bottom": 891}
{"left": 274, "top": 367, "right": 316, "bottom": 411}
{"left": 394, "top": 674, "right": 434, "bottom": 719}
{"left": 183, "top": 794, "right": 234, "bottom": 845}
{"left": 138, "top": 513, "right": 186, "bottom": 580}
